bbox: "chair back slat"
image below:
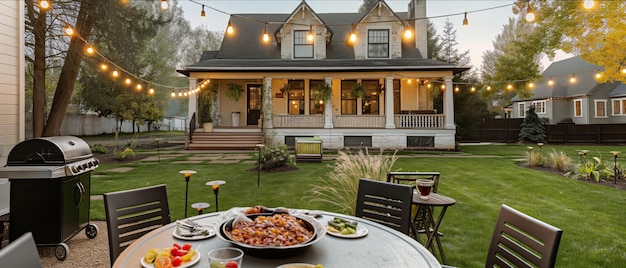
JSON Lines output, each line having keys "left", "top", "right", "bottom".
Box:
{"left": 104, "top": 184, "right": 170, "bottom": 266}
{"left": 386, "top": 172, "right": 441, "bottom": 193}
{"left": 355, "top": 179, "right": 414, "bottom": 235}
{"left": 486, "top": 204, "right": 563, "bottom": 268}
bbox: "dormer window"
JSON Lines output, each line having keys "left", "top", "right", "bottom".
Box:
{"left": 368, "top": 29, "right": 389, "bottom": 58}
{"left": 294, "top": 30, "right": 314, "bottom": 58}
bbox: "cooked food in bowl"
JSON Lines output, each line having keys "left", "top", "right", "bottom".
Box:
{"left": 228, "top": 214, "right": 314, "bottom": 247}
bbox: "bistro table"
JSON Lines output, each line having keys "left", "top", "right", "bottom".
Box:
{"left": 113, "top": 209, "right": 442, "bottom": 268}
{"left": 412, "top": 193, "right": 456, "bottom": 265}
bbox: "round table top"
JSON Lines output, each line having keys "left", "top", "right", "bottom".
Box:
{"left": 113, "top": 209, "right": 441, "bottom": 268}
{"left": 412, "top": 192, "right": 456, "bottom": 206}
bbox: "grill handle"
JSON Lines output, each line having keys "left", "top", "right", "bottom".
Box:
{"left": 74, "top": 182, "right": 86, "bottom": 208}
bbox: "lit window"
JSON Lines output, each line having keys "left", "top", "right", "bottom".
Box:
{"left": 574, "top": 99, "right": 583, "bottom": 117}
{"left": 287, "top": 80, "right": 304, "bottom": 114}
{"left": 595, "top": 100, "right": 607, "bottom": 118}
{"left": 368, "top": 29, "right": 389, "bottom": 58}
{"left": 294, "top": 30, "right": 313, "bottom": 58}
{"left": 341, "top": 80, "right": 357, "bottom": 115}
{"left": 309, "top": 80, "right": 325, "bottom": 115}
{"left": 517, "top": 103, "right": 526, "bottom": 118}
{"left": 612, "top": 98, "right": 626, "bottom": 116}
{"left": 362, "top": 80, "right": 380, "bottom": 115}
{"left": 532, "top": 100, "right": 546, "bottom": 114}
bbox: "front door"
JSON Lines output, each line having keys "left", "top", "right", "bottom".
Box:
{"left": 247, "top": 84, "right": 262, "bottom": 126}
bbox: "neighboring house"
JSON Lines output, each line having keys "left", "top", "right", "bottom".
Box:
{"left": 178, "top": 0, "right": 466, "bottom": 150}
{"left": 0, "top": 1, "right": 26, "bottom": 216}
{"left": 511, "top": 56, "right": 626, "bottom": 125}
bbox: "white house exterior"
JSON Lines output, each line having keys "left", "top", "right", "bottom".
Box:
{"left": 179, "top": 0, "right": 467, "bottom": 150}
{"left": 0, "top": 0, "right": 26, "bottom": 216}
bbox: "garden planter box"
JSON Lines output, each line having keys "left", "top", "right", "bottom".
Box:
{"left": 295, "top": 137, "right": 323, "bottom": 162}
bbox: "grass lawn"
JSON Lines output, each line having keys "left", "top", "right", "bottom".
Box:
{"left": 89, "top": 144, "right": 626, "bottom": 267}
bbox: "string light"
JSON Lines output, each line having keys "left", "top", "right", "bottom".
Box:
{"left": 262, "top": 24, "right": 269, "bottom": 42}
{"left": 569, "top": 73, "right": 577, "bottom": 83}
{"left": 200, "top": 5, "right": 206, "bottom": 18}
{"left": 160, "top": 0, "right": 168, "bottom": 10}
{"left": 441, "top": 84, "right": 446, "bottom": 89}
{"left": 507, "top": 84, "right": 513, "bottom": 90}
{"left": 136, "top": 84, "right": 143, "bottom": 91}
{"left": 462, "top": 12, "right": 468, "bottom": 26}
{"left": 486, "top": 86, "right": 491, "bottom": 91}
{"left": 548, "top": 77, "right": 554, "bottom": 86}
{"left": 226, "top": 21, "right": 234, "bottom": 34}
{"left": 124, "top": 78, "right": 132, "bottom": 85}
{"left": 100, "top": 63, "right": 108, "bottom": 71}
{"left": 454, "top": 86, "right": 460, "bottom": 92}
{"left": 595, "top": 72, "right": 602, "bottom": 80}
{"left": 525, "top": 3, "right": 535, "bottom": 22}
{"left": 528, "top": 82, "right": 535, "bottom": 89}
{"left": 112, "top": 70, "right": 119, "bottom": 78}
{"left": 403, "top": 23, "right": 413, "bottom": 39}
{"left": 307, "top": 25, "right": 314, "bottom": 42}
{"left": 583, "top": 0, "right": 595, "bottom": 9}
{"left": 64, "top": 26, "right": 74, "bottom": 36}
{"left": 470, "top": 86, "right": 476, "bottom": 92}
{"left": 39, "top": 0, "right": 50, "bottom": 10}
{"left": 86, "top": 46, "right": 94, "bottom": 55}
{"left": 171, "top": 91, "right": 176, "bottom": 97}
{"left": 178, "top": 91, "right": 183, "bottom": 97}
{"left": 349, "top": 24, "right": 357, "bottom": 43}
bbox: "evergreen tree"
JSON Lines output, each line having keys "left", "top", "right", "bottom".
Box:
{"left": 518, "top": 105, "right": 546, "bottom": 143}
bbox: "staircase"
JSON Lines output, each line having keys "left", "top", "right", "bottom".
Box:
{"left": 188, "top": 130, "right": 263, "bottom": 150}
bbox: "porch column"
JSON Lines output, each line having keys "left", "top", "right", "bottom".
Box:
{"left": 444, "top": 76, "right": 455, "bottom": 129}
{"left": 188, "top": 78, "right": 198, "bottom": 126}
{"left": 385, "top": 77, "right": 395, "bottom": 128}
{"left": 324, "top": 77, "right": 333, "bottom": 128}
{"left": 263, "top": 77, "right": 273, "bottom": 129}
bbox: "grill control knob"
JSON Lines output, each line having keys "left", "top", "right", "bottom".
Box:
{"left": 71, "top": 166, "right": 79, "bottom": 174}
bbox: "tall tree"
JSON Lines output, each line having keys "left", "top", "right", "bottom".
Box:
{"left": 358, "top": 0, "right": 379, "bottom": 13}
{"left": 437, "top": 19, "right": 470, "bottom": 67}
{"left": 426, "top": 21, "right": 442, "bottom": 60}
{"left": 513, "top": 0, "right": 626, "bottom": 83}
{"left": 518, "top": 105, "right": 546, "bottom": 143}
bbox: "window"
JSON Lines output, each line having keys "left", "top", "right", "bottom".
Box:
{"left": 368, "top": 29, "right": 389, "bottom": 58}
{"left": 294, "top": 30, "right": 313, "bottom": 58}
{"left": 517, "top": 103, "right": 526, "bottom": 118}
{"left": 532, "top": 100, "right": 546, "bottom": 114}
{"left": 362, "top": 80, "right": 380, "bottom": 115}
{"left": 309, "top": 80, "right": 325, "bottom": 115}
{"left": 612, "top": 98, "right": 626, "bottom": 115}
{"left": 595, "top": 100, "right": 607, "bottom": 118}
{"left": 574, "top": 99, "right": 583, "bottom": 117}
{"left": 393, "top": 80, "right": 401, "bottom": 114}
{"left": 287, "top": 80, "right": 304, "bottom": 114}
{"left": 341, "top": 80, "right": 357, "bottom": 115}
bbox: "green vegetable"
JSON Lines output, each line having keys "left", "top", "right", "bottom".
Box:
{"left": 328, "top": 221, "right": 342, "bottom": 230}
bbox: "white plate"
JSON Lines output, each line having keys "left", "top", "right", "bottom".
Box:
{"left": 325, "top": 225, "right": 368, "bottom": 239}
{"left": 140, "top": 249, "right": 200, "bottom": 268}
{"left": 172, "top": 228, "right": 215, "bottom": 241}
{"left": 276, "top": 263, "right": 317, "bottom": 268}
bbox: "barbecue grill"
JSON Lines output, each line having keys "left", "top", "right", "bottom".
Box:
{"left": 0, "top": 136, "right": 100, "bottom": 261}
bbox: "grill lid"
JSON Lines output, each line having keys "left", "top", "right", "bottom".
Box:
{"left": 7, "top": 136, "right": 93, "bottom": 166}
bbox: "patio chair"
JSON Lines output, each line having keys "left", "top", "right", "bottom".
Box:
{"left": 355, "top": 179, "right": 414, "bottom": 235}
{"left": 485, "top": 204, "right": 563, "bottom": 268}
{"left": 104, "top": 184, "right": 171, "bottom": 265}
{"left": 386, "top": 171, "right": 440, "bottom": 193}
{"left": 0, "top": 232, "right": 43, "bottom": 268}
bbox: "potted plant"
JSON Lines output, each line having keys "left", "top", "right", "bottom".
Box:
{"left": 350, "top": 83, "right": 365, "bottom": 98}
{"left": 226, "top": 82, "right": 244, "bottom": 101}
{"left": 199, "top": 85, "right": 216, "bottom": 132}
{"left": 312, "top": 82, "right": 332, "bottom": 102}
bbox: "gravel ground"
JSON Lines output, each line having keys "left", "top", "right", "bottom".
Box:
{"left": 39, "top": 221, "right": 110, "bottom": 268}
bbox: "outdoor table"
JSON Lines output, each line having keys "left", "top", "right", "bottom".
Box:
{"left": 412, "top": 193, "right": 456, "bottom": 265}
{"left": 112, "top": 209, "right": 441, "bottom": 267}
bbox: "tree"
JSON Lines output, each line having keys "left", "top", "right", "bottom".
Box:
{"left": 358, "top": 0, "right": 379, "bottom": 13}
{"left": 513, "top": 1, "right": 626, "bottom": 83}
{"left": 437, "top": 19, "right": 470, "bottom": 67}
{"left": 426, "top": 21, "right": 442, "bottom": 60}
{"left": 518, "top": 105, "right": 546, "bottom": 143}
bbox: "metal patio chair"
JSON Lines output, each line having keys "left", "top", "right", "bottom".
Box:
{"left": 104, "top": 184, "right": 171, "bottom": 265}
{"left": 355, "top": 178, "right": 414, "bottom": 235}
{"left": 0, "top": 232, "right": 43, "bottom": 268}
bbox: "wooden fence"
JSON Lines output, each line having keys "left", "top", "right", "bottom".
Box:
{"left": 461, "top": 118, "right": 626, "bottom": 144}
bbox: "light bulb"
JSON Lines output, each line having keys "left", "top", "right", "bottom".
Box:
{"left": 160, "top": 0, "right": 168, "bottom": 10}
{"left": 125, "top": 78, "right": 132, "bottom": 85}
{"left": 548, "top": 78, "right": 554, "bottom": 86}
{"left": 100, "top": 63, "right": 108, "bottom": 71}
{"left": 227, "top": 21, "right": 234, "bottom": 34}
{"left": 136, "top": 84, "right": 142, "bottom": 90}
{"left": 171, "top": 91, "right": 176, "bottom": 97}
{"left": 86, "top": 46, "right": 94, "bottom": 54}
{"left": 525, "top": 13, "right": 535, "bottom": 22}
{"left": 470, "top": 87, "right": 476, "bottom": 92}
{"left": 112, "top": 70, "right": 119, "bottom": 77}
{"left": 441, "top": 84, "right": 446, "bottom": 89}
{"left": 528, "top": 82, "right": 535, "bottom": 88}
{"left": 569, "top": 74, "right": 577, "bottom": 83}
{"left": 454, "top": 86, "right": 459, "bottom": 92}
{"left": 487, "top": 86, "right": 491, "bottom": 91}
{"left": 262, "top": 25, "right": 269, "bottom": 42}
{"left": 64, "top": 26, "right": 74, "bottom": 36}
{"left": 583, "top": 0, "right": 595, "bottom": 9}
{"left": 507, "top": 84, "right": 513, "bottom": 90}
{"left": 178, "top": 91, "right": 183, "bottom": 97}
{"left": 307, "top": 26, "right": 314, "bottom": 42}
{"left": 349, "top": 33, "right": 357, "bottom": 43}
{"left": 200, "top": 5, "right": 206, "bottom": 18}
{"left": 39, "top": 0, "right": 50, "bottom": 9}
{"left": 149, "top": 88, "right": 155, "bottom": 95}
{"left": 595, "top": 73, "right": 602, "bottom": 79}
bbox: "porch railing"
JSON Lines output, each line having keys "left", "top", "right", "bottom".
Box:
{"left": 273, "top": 114, "right": 324, "bottom": 128}
{"left": 334, "top": 115, "right": 385, "bottom": 128}
{"left": 394, "top": 114, "right": 444, "bottom": 128}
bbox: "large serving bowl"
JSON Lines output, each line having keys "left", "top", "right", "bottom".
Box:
{"left": 214, "top": 212, "right": 325, "bottom": 258}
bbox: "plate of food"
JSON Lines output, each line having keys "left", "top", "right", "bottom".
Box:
{"left": 215, "top": 209, "right": 325, "bottom": 258}
{"left": 324, "top": 217, "right": 368, "bottom": 239}
{"left": 140, "top": 244, "right": 200, "bottom": 268}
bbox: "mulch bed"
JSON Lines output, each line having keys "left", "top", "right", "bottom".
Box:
{"left": 523, "top": 163, "right": 626, "bottom": 191}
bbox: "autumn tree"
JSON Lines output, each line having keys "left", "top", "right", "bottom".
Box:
{"left": 513, "top": 0, "right": 626, "bottom": 83}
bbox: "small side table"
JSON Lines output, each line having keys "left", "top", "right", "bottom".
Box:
{"left": 412, "top": 192, "right": 456, "bottom": 265}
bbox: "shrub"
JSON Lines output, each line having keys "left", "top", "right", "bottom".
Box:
{"left": 565, "top": 156, "right": 610, "bottom": 182}
{"left": 91, "top": 145, "right": 108, "bottom": 154}
{"left": 114, "top": 147, "right": 136, "bottom": 160}
{"left": 305, "top": 149, "right": 398, "bottom": 215}
{"left": 546, "top": 149, "right": 571, "bottom": 172}
{"left": 525, "top": 150, "right": 543, "bottom": 167}
{"left": 604, "top": 162, "right": 626, "bottom": 181}
{"left": 257, "top": 143, "right": 294, "bottom": 171}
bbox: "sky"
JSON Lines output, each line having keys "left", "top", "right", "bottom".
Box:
{"left": 178, "top": 0, "right": 570, "bottom": 71}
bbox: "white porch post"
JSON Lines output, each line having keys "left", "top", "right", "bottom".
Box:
{"left": 444, "top": 76, "right": 455, "bottom": 129}
{"left": 263, "top": 77, "right": 273, "bottom": 129}
{"left": 385, "top": 77, "right": 395, "bottom": 128}
{"left": 188, "top": 78, "right": 198, "bottom": 126}
{"left": 324, "top": 77, "right": 333, "bottom": 128}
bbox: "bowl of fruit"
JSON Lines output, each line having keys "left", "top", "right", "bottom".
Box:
{"left": 141, "top": 243, "right": 199, "bottom": 268}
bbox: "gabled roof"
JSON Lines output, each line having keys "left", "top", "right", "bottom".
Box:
{"left": 514, "top": 56, "right": 622, "bottom": 101}
{"left": 276, "top": 0, "right": 332, "bottom": 39}
{"left": 358, "top": 0, "right": 403, "bottom": 25}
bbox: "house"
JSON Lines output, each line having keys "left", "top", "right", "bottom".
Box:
{"left": 177, "top": 0, "right": 467, "bottom": 150}
{"left": 0, "top": 1, "right": 26, "bottom": 216}
{"left": 511, "top": 56, "right": 626, "bottom": 125}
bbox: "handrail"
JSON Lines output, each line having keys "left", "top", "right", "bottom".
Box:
{"left": 189, "top": 112, "right": 196, "bottom": 143}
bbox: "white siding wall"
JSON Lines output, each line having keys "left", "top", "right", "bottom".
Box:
{"left": 0, "top": 1, "right": 25, "bottom": 216}
{"left": 354, "top": 5, "right": 403, "bottom": 60}
{"left": 280, "top": 6, "right": 327, "bottom": 59}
